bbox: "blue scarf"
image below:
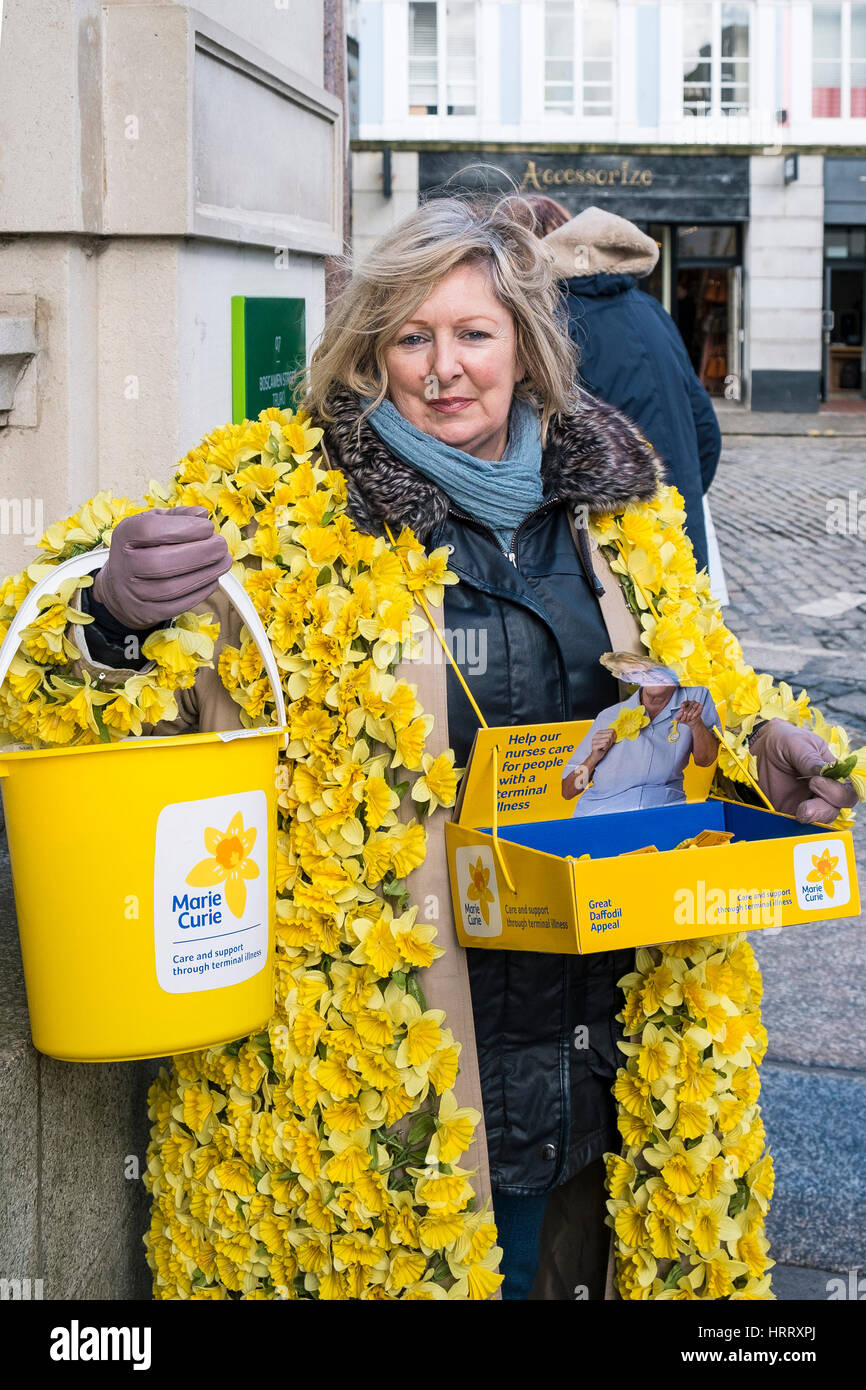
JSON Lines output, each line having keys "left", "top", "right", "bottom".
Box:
{"left": 364, "top": 395, "right": 545, "bottom": 551}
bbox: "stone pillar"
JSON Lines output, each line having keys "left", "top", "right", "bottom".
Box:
{"left": 351, "top": 152, "right": 420, "bottom": 264}
{"left": 0, "top": 0, "right": 344, "bottom": 1301}
{"left": 747, "top": 154, "right": 824, "bottom": 412}
{"left": 0, "top": 0, "right": 343, "bottom": 578}
{"left": 324, "top": 0, "right": 352, "bottom": 304}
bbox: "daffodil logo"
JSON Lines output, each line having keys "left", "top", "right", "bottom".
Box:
{"left": 467, "top": 856, "right": 494, "bottom": 925}
{"left": 186, "top": 811, "right": 259, "bottom": 918}
{"left": 806, "top": 847, "right": 843, "bottom": 898}
{"left": 455, "top": 845, "right": 502, "bottom": 937}
{"left": 793, "top": 837, "right": 851, "bottom": 911}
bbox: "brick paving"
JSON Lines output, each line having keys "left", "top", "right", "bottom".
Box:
{"left": 710, "top": 433, "right": 866, "bottom": 1287}
{"left": 711, "top": 435, "right": 866, "bottom": 747}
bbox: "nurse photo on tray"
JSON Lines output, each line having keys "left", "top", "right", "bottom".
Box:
{"left": 561, "top": 653, "right": 719, "bottom": 817}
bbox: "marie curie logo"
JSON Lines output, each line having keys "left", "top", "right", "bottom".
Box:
{"left": 154, "top": 790, "right": 269, "bottom": 993}
{"left": 185, "top": 810, "right": 260, "bottom": 918}
{"left": 793, "top": 839, "right": 850, "bottom": 911}
{"left": 455, "top": 845, "right": 503, "bottom": 937}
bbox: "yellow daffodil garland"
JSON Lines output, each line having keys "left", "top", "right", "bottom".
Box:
{"left": 0, "top": 408, "right": 499, "bottom": 1301}
{"left": 607, "top": 934, "right": 773, "bottom": 1300}
{"left": 0, "top": 492, "right": 220, "bottom": 744}
{"left": 1, "top": 420, "right": 860, "bottom": 1302}
{"left": 590, "top": 489, "right": 860, "bottom": 1300}
{"left": 591, "top": 489, "right": 864, "bottom": 816}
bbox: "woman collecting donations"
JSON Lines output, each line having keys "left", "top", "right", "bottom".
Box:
{"left": 73, "top": 198, "right": 852, "bottom": 1300}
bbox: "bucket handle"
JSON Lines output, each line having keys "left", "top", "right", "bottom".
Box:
{"left": 0, "top": 548, "right": 287, "bottom": 740}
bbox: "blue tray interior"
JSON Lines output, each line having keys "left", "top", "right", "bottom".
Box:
{"left": 484, "top": 798, "right": 810, "bottom": 861}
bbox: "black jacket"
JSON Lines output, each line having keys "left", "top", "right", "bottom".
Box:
{"left": 323, "top": 388, "right": 660, "bottom": 1193}
{"left": 86, "top": 388, "right": 663, "bottom": 1195}
{"left": 561, "top": 272, "right": 722, "bottom": 573}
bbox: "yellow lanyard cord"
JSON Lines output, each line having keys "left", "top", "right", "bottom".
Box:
{"left": 384, "top": 523, "right": 488, "bottom": 730}
{"left": 712, "top": 725, "right": 776, "bottom": 814}
{"left": 385, "top": 523, "right": 520, "bottom": 890}
{"left": 490, "top": 743, "right": 516, "bottom": 892}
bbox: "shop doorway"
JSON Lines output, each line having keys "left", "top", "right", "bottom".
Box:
{"left": 822, "top": 262, "right": 865, "bottom": 402}
{"left": 638, "top": 222, "right": 744, "bottom": 400}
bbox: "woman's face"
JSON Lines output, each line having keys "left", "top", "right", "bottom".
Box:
{"left": 382, "top": 263, "right": 526, "bottom": 461}
{"left": 640, "top": 683, "right": 677, "bottom": 711}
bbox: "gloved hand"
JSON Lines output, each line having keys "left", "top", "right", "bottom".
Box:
{"left": 92, "top": 507, "right": 232, "bottom": 630}
{"left": 751, "top": 718, "right": 858, "bottom": 825}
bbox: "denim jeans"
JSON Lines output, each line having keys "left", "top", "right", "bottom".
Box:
{"left": 493, "top": 1193, "right": 550, "bottom": 1301}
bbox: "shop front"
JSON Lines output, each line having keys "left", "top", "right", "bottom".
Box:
{"left": 641, "top": 222, "right": 743, "bottom": 399}
{"left": 822, "top": 158, "right": 866, "bottom": 405}
{"left": 418, "top": 151, "right": 749, "bottom": 400}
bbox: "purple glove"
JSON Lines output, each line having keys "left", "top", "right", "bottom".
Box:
{"left": 92, "top": 507, "right": 232, "bottom": 630}
{"left": 751, "top": 718, "right": 858, "bottom": 825}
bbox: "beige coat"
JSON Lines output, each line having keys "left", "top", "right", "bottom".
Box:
{"left": 73, "top": 531, "right": 642, "bottom": 1299}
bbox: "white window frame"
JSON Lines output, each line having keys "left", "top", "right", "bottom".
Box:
{"left": 812, "top": 1, "right": 866, "bottom": 119}
{"left": 407, "top": 0, "right": 478, "bottom": 118}
{"left": 543, "top": 1, "right": 617, "bottom": 121}
{"left": 682, "top": 1, "right": 752, "bottom": 119}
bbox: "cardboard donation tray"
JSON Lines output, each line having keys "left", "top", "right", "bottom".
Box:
{"left": 445, "top": 720, "right": 861, "bottom": 955}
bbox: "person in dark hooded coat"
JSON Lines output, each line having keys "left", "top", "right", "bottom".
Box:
{"left": 537, "top": 203, "right": 722, "bottom": 573}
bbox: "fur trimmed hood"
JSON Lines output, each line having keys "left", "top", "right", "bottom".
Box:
{"left": 544, "top": 207, "right": 660, "bottom": 281}
{"left": 320, "top": 387, "right": 661, "bottom": 543}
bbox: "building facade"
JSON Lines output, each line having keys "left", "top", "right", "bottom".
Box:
{"left": 352, "top": 0, "right": 866, "bottom": 412}
{"left": 0, "top": 0, "right": 344, "bottom": 577}
{"left": 0, "top": 0, "right": 345, "bottom": 1300}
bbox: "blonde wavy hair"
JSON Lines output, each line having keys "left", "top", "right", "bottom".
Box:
{"left": 303, "top": 196, "right": 579, "bottom": 442}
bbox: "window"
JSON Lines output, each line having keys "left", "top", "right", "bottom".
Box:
{"left": 544, "top": 2, "right": 615, "bottom": 119}
{"left": 409, "top": 2, "right": 438, "bottom": 115}
{"left": 677, "top": 225, "right": 739, "bottom": 259}
{"left": 545, "top": 2, "right": 574, "bottom": 114}
{"left": 825, "top": 226, "right": 866, "bottom": 258}
{"left": 683, "top": 2, "right": 751, "bottom": 117}
{"left": 855, "top": 4, "right": 866, "bottom": 114}
{"left": 813, "top": 4, "right": 843, "bottom": 116}
{"left": 583, "top": 6, "right": 614, "bottom": 116}
{"left": 408, "top": 1, "right": 477, "bottom": 116}
{"left": 813, "top": 3, "right": 866, "bottom": 118}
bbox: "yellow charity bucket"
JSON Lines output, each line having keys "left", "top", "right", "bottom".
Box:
{"left": 0, "top": 549, "right": 287, "bottom": 1062}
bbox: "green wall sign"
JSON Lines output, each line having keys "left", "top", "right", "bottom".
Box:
{"left": 231, "top": 297, "right": 306, "bottom": 423}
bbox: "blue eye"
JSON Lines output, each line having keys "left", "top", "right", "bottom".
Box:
{"left": 397, "top": 334, "right": 427, "bottom": 347}
{"left": 463, "top": 330, "right": 489, "bottom": 340}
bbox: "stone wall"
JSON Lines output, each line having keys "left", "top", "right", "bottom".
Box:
{"left": 0, "top": 0, "right": 343, "bottom": 1302}
{"left": 0, "top": 828, "right": 158, "bottom": 1299}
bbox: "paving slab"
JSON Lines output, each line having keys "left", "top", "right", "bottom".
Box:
{"left": 717, "top": 407, "right": 866, "bottom": 437}
{"left": 761, "top": 1065, "right": 866, "bottom": 1273}
{"left": 773, "top": 1264, "right": 848, "bottom": 1301}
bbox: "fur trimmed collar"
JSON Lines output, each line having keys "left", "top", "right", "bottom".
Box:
{"left": 320, "top": 386, "right": 660, "bottom": 543}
